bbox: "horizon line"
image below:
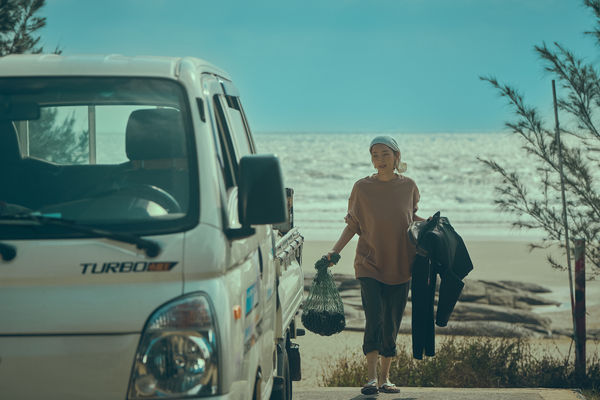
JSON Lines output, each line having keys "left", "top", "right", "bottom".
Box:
{"left": 253, "top": 130, "right": 511, "bottom": 135}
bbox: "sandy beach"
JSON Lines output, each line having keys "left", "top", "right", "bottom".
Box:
{"left": 294, "top": 239, "right": 600, "bottom": 389}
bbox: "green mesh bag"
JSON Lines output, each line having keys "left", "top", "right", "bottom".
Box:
{"left": 301, "top": 254, "right": 345, "bottom": 336}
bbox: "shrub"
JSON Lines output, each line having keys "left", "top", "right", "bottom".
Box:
{"left": 321, "top": 336, "right": 599, "bottom": 395}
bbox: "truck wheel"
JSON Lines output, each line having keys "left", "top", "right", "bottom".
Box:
{"left": 270, "top": 345, "right": 292, "bottom": 400}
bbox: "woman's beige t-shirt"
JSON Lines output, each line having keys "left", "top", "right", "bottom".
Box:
{"left": 345, "top": 174, "right": 419, "bottom": 285}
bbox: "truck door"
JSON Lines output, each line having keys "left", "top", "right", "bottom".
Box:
{"left": 208, "top": 78, "right": 277, "bottom": 389}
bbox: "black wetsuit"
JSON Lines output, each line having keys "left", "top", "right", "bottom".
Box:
{"left": 410, "top": 212, "right": 474, "bottom": 359}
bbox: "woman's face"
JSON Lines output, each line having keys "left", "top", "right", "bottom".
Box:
{"left": 370, "top": 143, "right": 398, "bottom": 174}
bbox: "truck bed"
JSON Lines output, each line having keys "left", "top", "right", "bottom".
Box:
{"left": 274, "top": 227, "right": 304, "bottom": 338}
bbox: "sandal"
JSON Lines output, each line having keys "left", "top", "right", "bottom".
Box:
{"left": 360, "top": 379, "right": 378, "bottom": 395}
{"left": 379, "top": 382, "right": 401, "bottom": 394}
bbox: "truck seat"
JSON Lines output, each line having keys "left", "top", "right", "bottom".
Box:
{"left": 0, "top": 120, "right": 27, "bottom": 206}
{"left": 126, "top": 108, "right": 186, "bottom": 162}
{"left": 124, "top": 108, "right": 189, "bottom": 211}
{"left": 0, "top": 120, "right": 22, "bottom": 163}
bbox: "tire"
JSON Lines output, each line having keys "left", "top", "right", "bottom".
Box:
{"left": 283, "top": 350, "right": 292, "bottom": 400}
{"left": 270, "top": 344, "right": 292, "bottom": 400}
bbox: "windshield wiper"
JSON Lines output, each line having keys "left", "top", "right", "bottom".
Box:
{"left": 0, "top": 242, "right": 16, "bottom": 261}
{"left": 0, "top": 214, "right": 161, "bottom": 258}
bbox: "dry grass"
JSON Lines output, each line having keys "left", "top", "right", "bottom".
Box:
{"left": 321, "top": 337, "right": 600, "bottom": 397}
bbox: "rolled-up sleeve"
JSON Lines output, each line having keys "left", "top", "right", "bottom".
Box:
{"left": 413, "top": 184, "right": 420, "bottom": 213}
{"left": 345, "top": 184, "right": 361, "bottom": 235}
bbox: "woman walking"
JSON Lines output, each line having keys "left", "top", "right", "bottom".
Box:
{"left": 327, "top": 136, "right": 424, "bottom": 395}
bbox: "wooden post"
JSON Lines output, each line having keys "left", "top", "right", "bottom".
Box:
{"left": 552, "top": 80, "right": 577, "bottom": 342}
{"left": 574, "top": 239, "right": 586, "bottom": 379}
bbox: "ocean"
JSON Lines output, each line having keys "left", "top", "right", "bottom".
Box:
{"left": 253, "top": 132, "right": 549, "bottom": 242}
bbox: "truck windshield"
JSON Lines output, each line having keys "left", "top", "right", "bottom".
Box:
{"left": 0, "top": 77, "right": 197, "bottom": 239}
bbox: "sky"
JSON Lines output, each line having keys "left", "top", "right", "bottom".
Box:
{"left": 38, "top": 0, "right": 599, "bottom": 133}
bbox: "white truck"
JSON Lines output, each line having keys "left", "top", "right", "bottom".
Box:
{"left": 0, "top": 54, "right": 305, "bottom": 400}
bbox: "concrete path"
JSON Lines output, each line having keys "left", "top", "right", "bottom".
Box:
{"left": 294, "top": 387, "right": 586, "bottom": 400}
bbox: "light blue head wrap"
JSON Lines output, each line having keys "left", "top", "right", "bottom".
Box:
{"left": 369, "top": 136, "right": 399, "bottom": 153}
{"left": 369, "top": 136, "right": 407, "bottom": 173}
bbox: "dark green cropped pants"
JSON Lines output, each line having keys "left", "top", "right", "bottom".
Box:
{"left": 359, "top": 277, "right": 410, "bottom": 357}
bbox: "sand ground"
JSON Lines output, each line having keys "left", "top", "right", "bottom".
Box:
{"left": 295, "top": 239, "right": 600, "bottom": 389}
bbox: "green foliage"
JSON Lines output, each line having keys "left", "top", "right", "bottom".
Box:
{"left": 28, "top": 108, "right": 88, "bottom": 164}
{"left": 321, "top": 337, "right": 600, "bottom": 394}
{"left": 0, "top": 0, "right": 47, "bottom": 56}
{"left": 584, "top": 388, "right": 600, "bottom": 400}
{"left": 479, "top": 0, "right": 600, "bottom": 276}
{"left": 1, "top": 0, "right": 74, "bottom": 163}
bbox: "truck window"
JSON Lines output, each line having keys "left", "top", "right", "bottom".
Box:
{"left": 233, "top": 97, "right": 257, "bottom": 153}
{"left": 0, "top": 77, "right": 198, "bottom": 237}
{"left": 213, "top": 95, "right": 237, "bottom": 188}
{"left": 26, "top": 105, "right": 139, "bottom": 165}
{"left": 212, "top": 94, "right": 256, "bottom": 189}
{"left": 223, "top": 95, "right": 255, "bottom": 156}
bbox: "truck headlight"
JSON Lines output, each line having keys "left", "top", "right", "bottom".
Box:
{"left": 128, "top": 293, "right": 219, "bottom": 399}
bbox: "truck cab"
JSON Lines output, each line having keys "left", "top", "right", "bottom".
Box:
{"left": 0, "top": 54, "right": 304, "bottom": 400}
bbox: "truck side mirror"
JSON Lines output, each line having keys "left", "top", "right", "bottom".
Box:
{"left": 226, "top": 154, "right": 287, "bottom": 240}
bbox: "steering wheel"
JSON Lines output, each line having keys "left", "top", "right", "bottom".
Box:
{"left": 0, "top": 202, "right": 33, "bottom": 216}
{"left": 109, "top": 184, "right": 182, "bottom": 214}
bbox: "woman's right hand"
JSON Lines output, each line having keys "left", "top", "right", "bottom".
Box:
{"left": 326, "top": 251, "right": 341, "bottom": 267}
{"left": 326, "top": 252, "right": 335, "bottom": 267}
